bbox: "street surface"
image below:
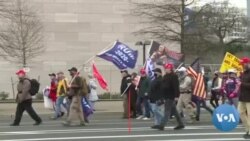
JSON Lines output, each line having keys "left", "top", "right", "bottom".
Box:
{"left": 0, "top": 101, "right": 247, "bottom": 141}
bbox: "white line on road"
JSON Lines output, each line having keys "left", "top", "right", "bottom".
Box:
{"left": 0, "top": 132, "right": 245, "bottom": 141}
{"left": 0, "top": 125, "right": 244, "bottom": 136}
{"left": 146, "top": 138, "right": 244, "bottom": 141}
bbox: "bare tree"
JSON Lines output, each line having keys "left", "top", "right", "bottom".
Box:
{"left": 0, "top": 0, "right": 44, "bottom": 67}
{"left": 195, "top": 1, "right": 247, "bottom": 54}
{"left": 132, "top": 0, "right": 248, "bottom": 59}
{"left": 132, "top": 0, "right": 195, "bottom": 53}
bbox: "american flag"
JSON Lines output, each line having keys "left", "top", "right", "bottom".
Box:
{"left": 187, "top": 58, "right": 206, "bottom": 99}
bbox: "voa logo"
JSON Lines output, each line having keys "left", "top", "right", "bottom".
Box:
{"left": 216, "top": 113, "right": 236, "bottom": 123}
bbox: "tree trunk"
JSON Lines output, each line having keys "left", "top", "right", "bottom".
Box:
{"left": 180, "top": 0, "right": 185, "bottom": 54}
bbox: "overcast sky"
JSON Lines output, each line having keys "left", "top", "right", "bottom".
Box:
{"left": 195, "top": 0, "right": 246, "bottom": 8}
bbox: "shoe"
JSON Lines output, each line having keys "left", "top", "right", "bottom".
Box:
{"left": 62, "top": 121, "right": 71, "bottom": 127}
{"left": 244, "top": 132, "right": 250, "bottom": 139}
{"left": 10, "top": 123, "right": 19, "bottom": 126}
{"left": 156, "top": 126, "right": 164, "bottom": 131}
{"left": 136, "top": 115, "right": 144, "bottom": 120}
{"left": 195, "top": 116, "right": 200, "bottom": 121}
{"left": 130, "top": 115, "right": 137, "bottom": 119}
{"left": 60, "top": 112, "right": 65, "bottom": 117}
{"left": 174, "top": 125, "right": 185, "bottom": 130}
{"left": 142, "top": 117, "right": 151, "bottom": 120}
{"left": 80, "top": 122, "right": 86, "bottom": 126}
{"left": 151, "top": 125, "right": 160, "bottom": 129}
{"left": 33, "top": 120, "right": 42, "bottom": 126}
{"left": 84, "top": 118, "right": 89, "bottom": 123}
{"left": 50, "top": 116, "right": 58, "bottom": 120}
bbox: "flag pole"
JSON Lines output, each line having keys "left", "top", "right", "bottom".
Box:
{"left": 69, "top": 41, "right": 115, "bottom": 85}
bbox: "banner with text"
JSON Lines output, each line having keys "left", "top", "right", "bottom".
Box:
{"left": 220, "top": 52, "right": 243, "bottom": 73}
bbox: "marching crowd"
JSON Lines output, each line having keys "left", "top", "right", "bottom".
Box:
{"left": 8, "top": 56, "right": 250, "bottom": 138}
{"left": 10, "top": 67, "right": 98, "bottom": 127}
{"left": 121, "top": 57, "right": 250, "bottom": 138}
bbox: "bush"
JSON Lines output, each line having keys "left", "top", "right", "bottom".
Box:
{"left": 0, "top": 91, "right": 9, "bottom": 100}
{"left": 99, "top": 92, "right": 121, "bottom": 100}
{"left": 36, "top": 92, "right": 43, "bottom": 100}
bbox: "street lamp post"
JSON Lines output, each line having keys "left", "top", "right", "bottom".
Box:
{"left": 135, "top": 40, "right": 151, "bottom": 65}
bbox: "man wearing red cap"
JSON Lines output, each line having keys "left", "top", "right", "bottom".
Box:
{"left": 238, "top": 57, "right": 250, "bottom": 139}
{"left": 156, "top": 63, "right": 184, "bottom": 130}
{"left": 10, "top": 69, "right": 42, "bottom": 126}
{"left": 136, "top": 68, "right": 151, "bottom": 120}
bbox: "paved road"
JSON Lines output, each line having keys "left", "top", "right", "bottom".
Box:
{"left": 0, "top": 111, "right": 247, "bottom": 141}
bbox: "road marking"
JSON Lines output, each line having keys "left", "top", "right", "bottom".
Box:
{"left": 0, "top": 125, "right": 244, "bottom": 135}
{"left": 1, "top": 132, "right": 245, "bottom": 141}
{"left": 146, "top": 138, "right": 244, "bottom": 141}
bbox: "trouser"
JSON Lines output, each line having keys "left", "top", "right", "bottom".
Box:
{"left": 89, "top": 101, "right": 96, "bottom": 110}
{"left": 123, "top": 94, "right": 128, "bottom": 117}
{"left": 228, "top": 97, "right": 239, "bottom": 108}
{"left": 177, "top": 94, "right": 196, "bottom": 120}
{"left": 210, "top": 91, "right": 219, "bottom": 109}
{"left": 136, "top": 95, "right": 150, "bottom": 118}
{"left": 150, "top": 103, "right": 164, "bottom": 125}
{"left": 160, "top": 99, "right": 184, "bottom": 127}
{"left": 54, "top": 96, "right": 67, "bottom": 118}
{"left": 196, "top": 100, "right": 213, "bottom": 118}
{"left": 13, "top": 99, "right": 41, "bottom": 125}
{"left": 67, "top": 95, "right": 84, "bottom": 124}
{"left": 129, "top": 92, "right": 137, "bottom": 117}
{"left": 238, "top": 102, "right": 250, "bottom": 133}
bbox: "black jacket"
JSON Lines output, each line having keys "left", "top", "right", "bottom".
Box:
{"left": 149, "top": 76, "right": 163, "bottom": 103}
{"left": 120, "top": 75, "right": 131, "bottom": 95}
{"left": 239, "top": 70, "right": 250, "bottom": 102}
{"left": 161, "top": 72, "right": 180, "bottom": 100}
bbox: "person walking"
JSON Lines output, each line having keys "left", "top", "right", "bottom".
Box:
{"left": 51, "top": 71, "right": 68, "bottom": 120}
{"left": 238, "top": 57, "right": 250, "bottom": 139}
{"left": 129, "top": 72, "right": 138, "bottom": 118}
{"left": 48, "top": 73, "right": 57, "bottom": 108}
{"left": 87, "top": 73, "right": 98, "bottom": 110}
{"left": 176, "top": 67, "right": 196, "bottom": 123}
{"left": 10, "top": 69, "right": 42, "bottom": 126}
{"left": 136, "top": 68, "right": 151, "bottom": 120}
{"left": 156, "top": 63, "right": 184, "bottom": 131}
{"left": 210, "top": 71, "right": 222, "bottom": 109}
{"left": 222, "top": 69, "right": 240, "bottom": 108}
{"left": 63, "top": 67, "right": 85, "bottom": 126}
{"left": 120, "top": 70, "right": 131, "bottom": 119}
{"left": 148, "top": 68, "right": 164, "bottom": 128}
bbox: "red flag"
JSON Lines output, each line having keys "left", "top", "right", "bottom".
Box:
{"left": 92, "top": 63, "right": 108, "bottom": 91}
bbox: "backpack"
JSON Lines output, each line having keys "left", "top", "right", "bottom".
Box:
{"left": 80, "top": 77, "right": 88, "bottom": 96}
{"left": 29, "top": 79, "right": 40, "bottom": 96}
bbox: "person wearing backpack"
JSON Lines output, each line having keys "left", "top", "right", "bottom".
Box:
{"left": 63, "top": 67, "right": 85, "bottom": 126}
{"left": 10, "top": 69, "right": 42, "bottom": 126}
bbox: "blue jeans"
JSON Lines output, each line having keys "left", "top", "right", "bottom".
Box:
{"left": 136, "top": 96, "right": 151, "bottom": 118}
{"left": 150, "top": 103, "right": 163, "bottom": 125}
{"left": 54, "top": 96, "right": 67, "bottom": 117}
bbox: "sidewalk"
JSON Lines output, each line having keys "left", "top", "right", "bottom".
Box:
{"left": 0, "top": 101, "right": 123, "bottom": 116}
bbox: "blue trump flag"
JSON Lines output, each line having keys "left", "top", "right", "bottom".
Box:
{"left": 97, "top": 41, "right": 138, "bottom": 70}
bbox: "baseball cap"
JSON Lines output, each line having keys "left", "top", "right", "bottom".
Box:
{"left": 164, "top": 63, "right": 174, "bottom": 70}
{"left": 120, "top": 70, "right": 128, "bottom": 73}
{"left": 16, "top": 69, "right": 26, "bottom": 75}
{"left": 153, "top": 68, "right": 162, "bottom": 74}
{"left": 48, "top": 73, "right": 56, "bottom": 76}
{"left": 240, "top": 57, "right": 250, "bottom": 64}
{"left": 57, "top": 71, "right": 64, "bottom": 75}
{"left": 68, "top": 67, "right": 78, "bottom": 72}
{"left": 176, "top": 67, "right": 187, "bottom": 72}
{"left": 140, "top": 68, "right": 146, "bottom": 74}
